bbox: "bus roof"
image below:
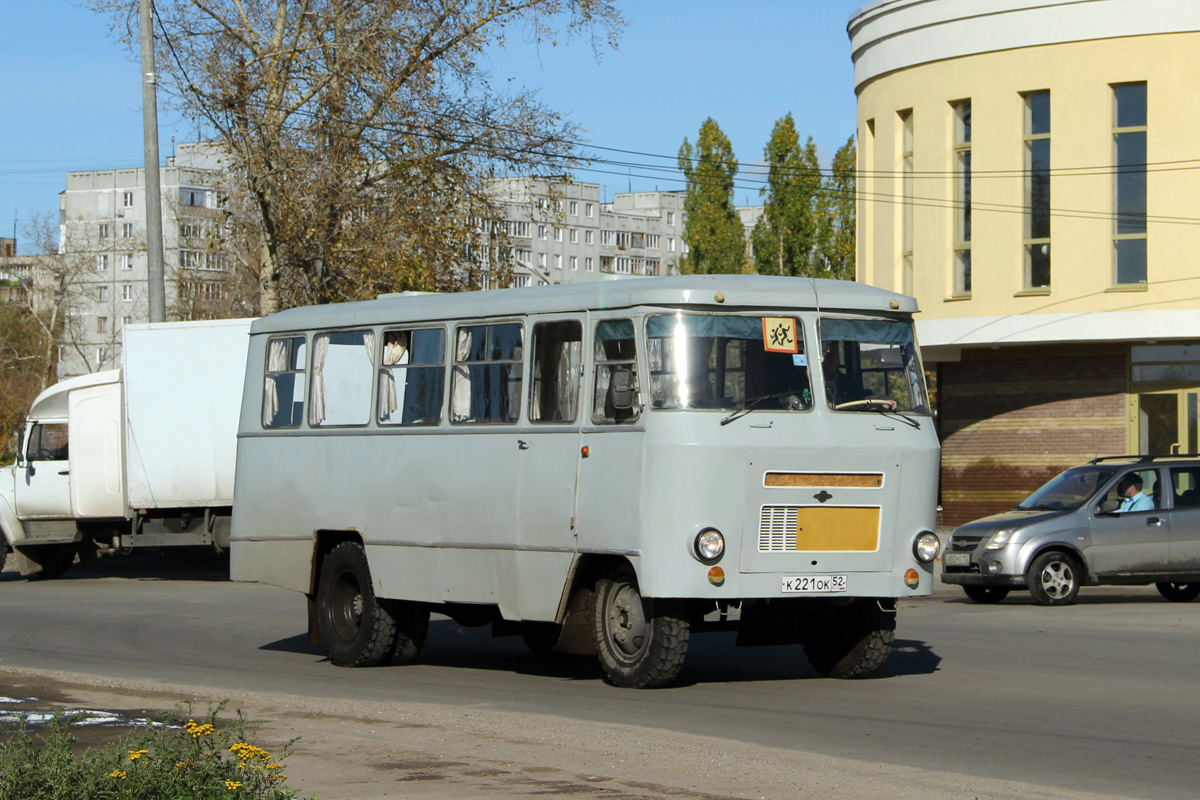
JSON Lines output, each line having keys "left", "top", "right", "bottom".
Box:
{"left": 249, "top": 275, "right": 917, "bottom": 335}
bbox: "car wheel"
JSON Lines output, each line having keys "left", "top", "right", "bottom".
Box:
{"left": 1027, "top": 551, "right": 1081, "bottom": 606}
{"left": 963, "top": 585, "right": 1010, "bottom": 604}
{"left": 1155, "top": 582, "right": 1200, "bottom": 602}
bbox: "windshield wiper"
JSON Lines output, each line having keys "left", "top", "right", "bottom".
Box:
{"left": 719, "top": 391, "right": 802, "bottom": 426}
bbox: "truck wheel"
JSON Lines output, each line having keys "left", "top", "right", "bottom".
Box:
{"left": 593, "top": 570, "right": 689, "bottom": 688}
{"left": 316, "top": 542, "right": 396, "bottom": 667}
{"left": 26, "top": 544, "right": 76, "bottom": 580}
{"left": 963, "top": 586, "right": 1009, "bottom": 604}
{"left": 803, "top": 598, "right": 896, "bottom": 679}
{"left": 1155, "top": 582, "right": 1200, "bottom": 602}
{"left": 385, "top": 601, "right": 430, "bottom": 665}
{"left": 1027, "top": 551, "right": 1081, "bottom": 606}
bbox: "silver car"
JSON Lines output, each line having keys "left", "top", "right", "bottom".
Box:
{"left": 942, "top": 456, "right": 1200, "bottom": 605}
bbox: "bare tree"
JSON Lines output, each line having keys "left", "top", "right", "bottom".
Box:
{"left": 92, "top": 0, "right": 623, "bottom": 314}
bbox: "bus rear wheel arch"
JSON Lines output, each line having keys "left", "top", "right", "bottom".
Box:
{"left": 592, "top": 568, "right": 690, "bottom": 688}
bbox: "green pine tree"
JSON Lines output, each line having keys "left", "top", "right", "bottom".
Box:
{"left": 817, "top": 136, "right": 857, "bottom": 280}
{"left": 751, "top": 114, "right": 822, "bottom": 276}
{"left": 678, "top": 118, "right": 746, "bottom": 274}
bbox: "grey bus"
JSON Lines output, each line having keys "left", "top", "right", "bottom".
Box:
{"left": 230, "top": 275, "right": 940, "bottom": 688}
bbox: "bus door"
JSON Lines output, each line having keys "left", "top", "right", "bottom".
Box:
{"left": 505, "top": 315, "right": 586, "bottom": 620}
{"left": 574, "top": 316, "right": 646, "bottom": 561}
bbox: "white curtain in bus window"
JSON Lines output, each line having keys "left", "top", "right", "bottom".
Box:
{"left": 378, "top": 328, "right": 446, "bottom": 425}
{"left": 451, "top": 323, "right": 523, "bottom": 423}
{"left": 309, "top": 330, "right": 375, "bottom": 426}
{"left": 531, "top": 320, "right": 582, "bottom": 423}
{"left": 262, "top": 336, "right": 307, "bottom": 428}
{"left": 592, "top": 319, "right": 641, "bottom": 424}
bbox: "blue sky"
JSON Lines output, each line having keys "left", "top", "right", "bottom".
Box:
{"left": 0, "top": 1, "right": 865, "bottom": 248}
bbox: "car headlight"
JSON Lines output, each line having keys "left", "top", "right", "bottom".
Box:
{"left": 913, "top": 531, "right": 940, "bottom": 562}
{"left": 694, "top": 528, "right": 725, "bottom": 563}
{"left": 985, "top": 530, "right": 1013, "bottom": 550}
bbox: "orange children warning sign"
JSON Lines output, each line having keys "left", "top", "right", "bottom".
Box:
{"left": 761, "top": 317, "right": 799, "bottom": 354}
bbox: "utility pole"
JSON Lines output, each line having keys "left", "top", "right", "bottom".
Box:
{"left": 140, "top": 0, "right": 166, "bottom": 322}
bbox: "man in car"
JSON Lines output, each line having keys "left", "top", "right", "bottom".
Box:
{"left": 1116, "top": 473, "right": 1155, "bottom": 513}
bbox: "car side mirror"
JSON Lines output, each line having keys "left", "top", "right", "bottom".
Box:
{"left": 14, "top": 429, "right": 24, "bottom": 468}
{"left": 1097, "top": 498, "right": 1120, "bottom": 515}
{"left": 608, "top": 367, "right": 636, "bottom": 411}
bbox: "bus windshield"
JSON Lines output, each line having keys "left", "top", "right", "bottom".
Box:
{"left": 818, "top": 318, "right": 930, "bottom": 414}
{"left": 646, "top": 313, "right": 813, "bottom": 411}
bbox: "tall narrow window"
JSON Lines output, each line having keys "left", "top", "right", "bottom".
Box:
{"left": 1113, "top": 82, "right": 1147, "bottom": 285}
{"left": 1024, "top": 91, "right": 1051, "bottom": 289}
{"left": 953, "top": 100, "right": 972, "bottom": 295}
{"left": 899, "top": 110, "right": 914, "bottom": 295}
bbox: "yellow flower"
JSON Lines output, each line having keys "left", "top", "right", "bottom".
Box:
{"left": 225, "top": 779, "right": 243, "bottom": 791}
{"left": 127, "top": 749, "right": 148, "bottom": 761}
{"left": 109, "top": 770, "right": 127, "bottom": 780}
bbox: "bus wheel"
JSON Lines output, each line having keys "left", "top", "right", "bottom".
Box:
{"left": 803, "top": 598, "right": 896, "bottom": 679}
{"left": 386, "top": 601, "right": 430, "bottom": 665}
{"left": 592, "top": 570, "right": 689, "bottom": 688}
{"left": 316, "top": 542, "right": 396, "bottom": 667}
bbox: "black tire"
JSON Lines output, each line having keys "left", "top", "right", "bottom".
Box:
{"left": 25, "top": 544, "right": 76, "bottom": 580}
{"left": 803, "top": 598, "right": 896, "bottom": 679}
{"left": 520, "top": 622, "right": 563, "bottom": 657}
{"left": 593, "top": 570, "right": 689, "bottom": 688}
{"left": 963, "top": 585, "right": 1010, "bottom": 604}
{"left": 1155, "top": 582, "right": 1200, "bottom": 602}
{"left": 1027, "top": 551, "right": 1081, "bottom": 606}
{"left": 385, "top": 601, "right": 430, "bottom": 665}
{"left": 316, "top": 542, "right": 396, "bottom": 667}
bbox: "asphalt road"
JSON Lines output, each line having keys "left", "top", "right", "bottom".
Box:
{"left": 2, "top": 553, "right": 1198, "bottom": 799}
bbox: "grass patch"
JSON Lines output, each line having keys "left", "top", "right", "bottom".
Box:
{"left": 0, "top": 703, "right": 314, "bottom": 799}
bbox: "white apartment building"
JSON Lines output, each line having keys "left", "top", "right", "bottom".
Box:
{"left": 486, "top": 178, "right": 688, "bottom": 287}
{"left": 57, "top": 142, "right": 229, "bottom": 377}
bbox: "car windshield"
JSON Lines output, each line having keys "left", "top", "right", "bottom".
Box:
{"left": 1017, "top": 467, "right": 1116, "bottom": 511}
{"left": 646, "top": 313, "right": 813, "bottom": 411}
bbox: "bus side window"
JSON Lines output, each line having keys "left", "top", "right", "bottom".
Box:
{"left": 378, "top": 328, "right": 446, "bottom": 426}
{"left": 451, "top": 323, "right": 523, "bottom": 424}
{"left": 263, "top": 336, "right": 308, "bottom": 428}
{"left": 309, "top": 330, "right": 375, "bottom": 427}
{"left": 530, "top": 320, "right": 583, "bottom": 423}
{"left": 593, "top": 319, "right": 641, "bottom": 424}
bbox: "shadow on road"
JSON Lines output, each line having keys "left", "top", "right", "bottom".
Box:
{"left": 258, "top": 619, "right": 943, "bottom": 686}
{"left": 0, "top": 550, "right": 230, "bottom": 584}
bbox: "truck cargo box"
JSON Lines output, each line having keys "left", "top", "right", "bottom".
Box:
{"left": 123, "top": 319, "right": 253, "bottom": 509}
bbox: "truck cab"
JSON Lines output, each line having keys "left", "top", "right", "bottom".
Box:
{"left": 1, "top": 370, "right": 125, "bottom": 576}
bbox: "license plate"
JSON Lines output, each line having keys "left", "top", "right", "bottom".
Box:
{"left": 944, "top": 553, "right": 971, "bottom": 567}
{"left": 781, "top": 575, "right": 847, "bottom": 593}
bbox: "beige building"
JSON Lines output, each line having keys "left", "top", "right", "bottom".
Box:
{"left": 849, "top": 0, "right": 1200, "bottom": 523}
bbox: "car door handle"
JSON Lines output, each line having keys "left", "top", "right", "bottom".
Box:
{"left": 1146, "top": 517, "right": 1163, "bottom": 526}
{"left": 58, "top": 470, "right": 70, "bottom": 476}
{"left": 517, "top": 440, "right": 529, "bottom": 450}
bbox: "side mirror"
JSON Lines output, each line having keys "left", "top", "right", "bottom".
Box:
{"left": 14, "top": 428, "right": 24, "bottom": 468}
{"left": 1098, "top": 498, "right": 1120, "bottom": 515}
{"left": 608, "top": 367, "right": 636, "bottom": 411}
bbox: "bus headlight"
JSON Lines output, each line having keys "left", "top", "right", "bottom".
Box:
{"left": 913, "top": 531, "right": 940, "bottom": 563}
{"left": 694, "top": 528, "right": 725, "bottom": 563}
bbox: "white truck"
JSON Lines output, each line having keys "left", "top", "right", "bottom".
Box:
{"left": 0, "top": 318, "right": 252, "bottom": 578}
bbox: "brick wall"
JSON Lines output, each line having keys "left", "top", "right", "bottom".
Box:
{"left": 937, "top": 343, "right": 1127, "bottom": 526}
